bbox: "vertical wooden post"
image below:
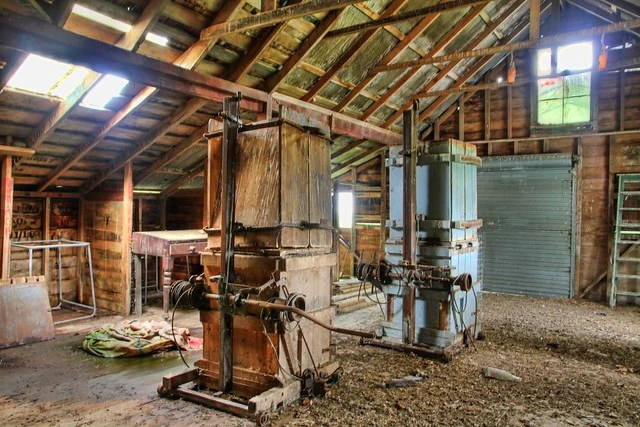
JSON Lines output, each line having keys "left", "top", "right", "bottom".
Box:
{"left": 574, "top": 137, "right": 583, "bottom": 298}
{"left": 0, "top": 155, "right": 13, "bottom": 279}
{"left": 349, "top": 167, "right": 356, "bottom": 277}
{"left": 379, "top": 152, "right": 387, "bottom": 254}
{"left": 433, "top": 120, "right": 441, "bottom": 141}
{"left": 137, "top": 198, "right": 143, "bottom": 231}
{"left": 160, "top": 198, "right": 167, "bottom": 230}
{"left": 402, "top": 106, "right": 417, "bottom": 345}
{"left": 619, "top": 71, "right": 626, "bottom": 131}
{"left": 43, "top": 197, "right": 51, "bottom": 298}
{"left": 202, "top": 156, "right": 208, "bottom": 228}
{"left": 206, "top": 119, "right": 223, "bottom": 229}
{"left": 458, "top": 97, "right": 465, "bottom": 141}
{"left": 331, "top": 180, "right": 340, "bottom": 283}
{"left": 507, "top": 85, "right": 513, "bottom": 139}
{"left": 134, "top": 254, "right": 143, "bottom": 316}
{"left": 78, "top": 198, "right": 85, "bottom": 303}
{"left": 484, "top": 83, "right": 491, "bottom": 141}
{"left": 530, "top": 0, "right": 540, "bottom": 40}
{"left": 122, "top": 161, "right": 134, "bottom": 314}
{"left": 606, "top": 135, "right": 616, "bottom": 299}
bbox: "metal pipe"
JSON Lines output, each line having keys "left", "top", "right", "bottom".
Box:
{"left": 204, "top": 293, "right": 376, "bottom": 339}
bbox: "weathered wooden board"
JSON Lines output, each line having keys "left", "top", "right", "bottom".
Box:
{"left": 0, "top": 277, "right": 55, "bottom": 349}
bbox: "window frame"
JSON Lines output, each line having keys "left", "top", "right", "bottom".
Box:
{"left": 530, "top": 39, "right": 598, "bottom": 136}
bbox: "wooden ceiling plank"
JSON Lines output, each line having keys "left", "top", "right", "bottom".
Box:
{"left": 381, "top": 0, "right": 532, "bottom": 128}
{"left": 361, "top": 3, "right": 489, "bottom": 122}
{"left": 25, "top": 0, "right": 172, "bottom": 152}
{"left": 416, "top": 10, "right": 536, "bottom": 125}
{"left": 134, "top": 123, "right": 208, "bottom": 185}
{"left": 32, "top": 0, "right": 247, "bottom": 191}
{"left": 160, "top": 164, "right": 204, "bottom": 198}
{"left": 200, "top": 0, "right": 364, "bottom": 40}
{"left": 263, "top": 8, "right": 344, "bottom": 93}
{"left": 333, "top": 9, "right": 441, "bottom": 112}
{"left": 331, "top": 144, "right": 384, "bottom": 178}
{"left": 301, "top": 0, "right": 410, "bottom": 102}
{"left": 331, "top": 139, "right": 367, "bottom": 160}
{"left": 325, "top": 0, "right": 486, "bottom": 39}
{"left": 373, "top": 14, "right": 640, "bottom": 73}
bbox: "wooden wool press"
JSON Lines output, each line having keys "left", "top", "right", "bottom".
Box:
{"left": 157, "top": 94, "right": 374, "bottom": 424}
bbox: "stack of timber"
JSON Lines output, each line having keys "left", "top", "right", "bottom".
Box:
{"left": 332, "top": 278, "right": 383, "bottom": 314}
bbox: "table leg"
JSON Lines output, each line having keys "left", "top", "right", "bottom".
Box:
{"left": 162, "top": 257, "right": 174, "bottom": 320}
{"left": 134, "top": 254, "right": 143, "bottom": 316}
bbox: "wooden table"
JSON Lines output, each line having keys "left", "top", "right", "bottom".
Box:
{"left": 131, "top": 230, "right": 207, "bottom": 318}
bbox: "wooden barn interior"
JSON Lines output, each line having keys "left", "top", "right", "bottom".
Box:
{"left": 0, "top": 0, "right": 639, "bottom": 425}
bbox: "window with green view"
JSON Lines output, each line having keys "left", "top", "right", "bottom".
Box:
{"left": 536, "top": 42, "right": 593, "bottom": 125}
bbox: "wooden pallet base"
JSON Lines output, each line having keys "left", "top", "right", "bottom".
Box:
{"left": 158, "top": 368, "right": 301, "bottom": 426}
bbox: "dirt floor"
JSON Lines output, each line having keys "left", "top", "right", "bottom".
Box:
{"left": 1, "top": 294, "right": 639, "bottom": 426}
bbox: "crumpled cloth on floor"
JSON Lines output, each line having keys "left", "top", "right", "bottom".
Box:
{"left": 82, "top": 319, "right": 202, "bottom": 358}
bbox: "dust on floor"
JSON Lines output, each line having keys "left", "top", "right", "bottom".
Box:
{"left": 1, "top": 295, "right": 639, "bottom": 426}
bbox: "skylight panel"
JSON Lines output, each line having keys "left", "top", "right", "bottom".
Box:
{"left": 50, "top": 67, "right": 91, "bottom": 98}
{"left": 72, "top": 4, "right": 169, "bottom": 46}
{"left": 82, "top": 75, "right": 129, "bottom": 109}
{"left": 8, "top": 54, "right": 73, "bottom": 95}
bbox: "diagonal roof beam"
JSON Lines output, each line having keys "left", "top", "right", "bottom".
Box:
{"left": 359, "top": 2, "right": 492, "bottom": 122}
{"left": 568, "top": 0, "right": 640, "bottom": 38}
{"left": 35, "top": 0, "right": 246, "bottom": 191}
{"left": 373, "top": 14, "right": 640, "bottom": 73}
{"left": 607, "top": 0, "right": 640, "bottom": 17}
{"left": 324, "top": 0, "right": 486, "bottom": 39}
{"left": 201, "top": 0, "right": 364, "bottom": 40}
{"left": 82, "top": 98, "right": 207, "bottom": 194}
{"left": 331, "top": 144, "right": 384, "bottom": 178}
{"left": 300, "top": 0, "right": 411, "bottom": 102}
{"left": 333, "top": 6, "right": 443, "bottom": 112}
{"left": 416, "top": 8, "right": 541, "bottom": 127}
{"left": 160, "top": 164, "right": 205, "bottom": 198}
{"left": 24, "top": 0, "right": 171, "bottom": 153}
{"left": 224, "top": 0, "right": 303, "bottom": 83}
{"left": 133, "top": 123, "right": 207, "bottom": 185}
{"left": 381, "top": 0, "right": 532, "bottom": 129}
{"left": 331, "top": 139, "right": 366, "bottom": 160}
{"left": 263, "top": 8, "right": 344, "bottom": 93}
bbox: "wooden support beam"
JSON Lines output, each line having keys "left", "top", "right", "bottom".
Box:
{"left": 530, "top": 0, "right": 540, "bottom": 40}
{"left": 135, "top": 123, "right": 208, "bottom": 185}
{"left": 331, "top": 145, "right": 385, "bottom": 178}
{"left": 161, "top": 165, "right": 205, "bottom": 198}
{"left": 383, "top": 0, "right": 528, "bottom": 128}
{"left": 507, "top": 85, "right": 513, "bottom": 139}
{"left": 569, "top": 0, "right": 640, "bottom": 38}
{"left": 333, "top": 6, "right": 441, "bottom": 112}
{"left": 301, "top": 0, "right": 410, "bottom": 102}
{"left": 380, "top": 151, "right": 387, "bottom": 253}
{"left": 332, "top": 139, "right": 367, "bottom": 160}
{"left": 82, "top": 98, "right": 207, "bottom": 194}
{"left": 414, "top": 10, "right": 537, "bottom": 127}
{"left": 608, "top": 0, "right": 640, "bottom": 17}
{"left": 29, "top": 1, "right": 247, "bottom": 190}
{"left": 458, "top": 97, "right": 465, "bottom": 140}
{"left": 200, "top": 0, "right": 362, "bottom": 40}
{"left": 122, "top": 161, "right": 133, "bottom": 314}
{"left": 374, "top": 16, "right": 640, "bottom": 73}
{"left": 620, "top": 70, "right": 626, "bottom": 131}
{"left": 325, "top": 0, "right": 485, "bottom": 39}
{"left": 0, "top": 145, "right": 35, "bottom": 157}
{"left": 420, "top": 90, "right": 476, "bottom": 140}
{"left": 263, "top": 8, "right": 343, "bottom": 93}
{"left": 363, "top": 2, "right": 498, "bottom": 123}
{"left": 484, "top": 84, "right": 490, "bottom": 140}
{"left": 0, "top": 155, "right": 12, "bottom": 279}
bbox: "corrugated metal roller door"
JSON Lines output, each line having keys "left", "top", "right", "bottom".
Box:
{"left": 478, "top": 154, "right": 575, "bottom": 298}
